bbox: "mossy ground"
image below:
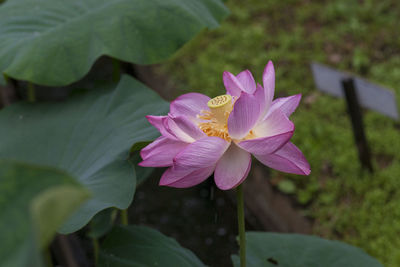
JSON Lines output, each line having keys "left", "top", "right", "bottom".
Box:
{"left": 159, "top": 0, "right": 400, "bottom": 266}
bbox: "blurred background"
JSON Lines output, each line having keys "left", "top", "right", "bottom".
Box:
{"left": 137, "top": 0, "right": 400, "bottom": 266}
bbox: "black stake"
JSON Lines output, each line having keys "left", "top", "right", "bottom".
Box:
{"left": 341, "top": 78, "right": 373, "bottom": 173}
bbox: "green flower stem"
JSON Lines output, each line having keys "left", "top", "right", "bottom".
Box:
{"left": 112, "top": 58, "right": 121, "bottom": 82}
{"left": 2, "top": 74, "right": 8, "bottom": 82}
{"left": 1, "top": 75, "right": 9, "bottom": 107}
{"left": 120, "top": 209, "right": 128, "bottom": 225}
{"left": 27, "top": 82, "right": 36, "bottom": 102}
{"left": 44, "top": 247, "right": 53, "bottom": 267}
{"left": 92, "top": 237, "right": 99, "bottom": 265}
{"left": 0, "top": 86, "right": 4, "bottom": 107}
{"left": 237, "top": 184, "right": 246, "bottom": 267}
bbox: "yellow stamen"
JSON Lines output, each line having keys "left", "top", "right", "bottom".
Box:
{"left": 245, "top": 130, "right": 256, "bottom": 140}
{"left": 197, "top": 94, "right": 233, "bottom": 141}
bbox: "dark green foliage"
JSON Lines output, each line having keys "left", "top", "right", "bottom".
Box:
{"left": 0, "top": 0, "right": 228, "bottom": 86}
{"left": 0, "top": 76, "right": 169, "bottom": 233}
{"left": 231, "top": 232, "right": 383, "bottom": 267}
{"left": 99, "top": 225, "right": 205, "bottom": 267}
{"left": 0, "top": 160, "right": 89, "bottom": 267}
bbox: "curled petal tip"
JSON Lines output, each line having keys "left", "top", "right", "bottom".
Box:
{"left": 236, "top": 70, "right": 256, "bottom": 94}
{"left": 222, "top": 71, "right": 233, "bottom": 80}
{"left": 262, "top": 61, "right": 275, "bottom": 111}
{"left": 263, "top": 61, "right": 275, "bottom": 77}
{"left": 255, "top": 142, "right": 310, "bottom": 176}
{"left": 265, "top": 60, "right": 274, "bottom": 70}
{"left": 293, "top": 93, "right": 302, "bottom": 102}
{"left": 301, "top": 160, "right": 311, "bottom": 176}
{"left": 139, "top": 150, "right": 145, "bottom": 160}
{"left": 298, "top": 167, "right": 311, "bottom": 176}
{"left": 158, "top": 180, "right": 168, "bottom": 186}
{"left": 223, "top": 71, "right": 243, "bottom": 97}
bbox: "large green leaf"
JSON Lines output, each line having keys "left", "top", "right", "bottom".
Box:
{"left": 0, "top": 0, "right": 228, "bottom": 86}
{"left": 99, "top": 225, "right": 205, "bottom": 267}
{"left": 0, "top": 75, "right": 169, "bottom": 233}
{"left": 231, "top": 232, "right": 383, "bottom": 267}
{"left": 0, "top": 160, "right": 90, "bottom": 267}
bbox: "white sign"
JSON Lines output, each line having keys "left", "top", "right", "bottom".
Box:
{"left": 311, "top": 62, "right": 399, "bottom": 120}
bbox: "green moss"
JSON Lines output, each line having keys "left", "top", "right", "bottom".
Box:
{"left": 160, "top": 0, "right": 400, "bottom": 266}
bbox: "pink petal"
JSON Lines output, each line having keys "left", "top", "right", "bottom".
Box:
{"left": 268, "top": 94, "right": 302, "bottom": 118}
{"left": 238, "top": 131, "right": 293, "bottom": 155}
{"left": 263, "top": 61, "right": 275, "bottom": 110}
{"left": 254, "top": 83, "right": 268, "bottom": 120}
{"left": 146, "top": 115, "right": 178, "bottom": 141}
{"left": 159, "top": 167, "right": 191, "bottom": 185}
{"left": 214, "top": 143, "right": 252, "bottom": 190}
{"left": 170, "top": 93, "right": 210, "bottom": 119}
{"left": 223, "top": 71, "right": 244, "bottom": 97}
{"left": 173, "top": 136, "right": 230, "bottom": 170}
{"left": 146, "top": 115, "right": 165, "bottom": 130}
{"left": 228, "top": 92, "right": 261, "bottom": 139}
{"left": 236, "top": 70, "right": 256, "bottom": 94}
{"left": 253, "top": 108, "right": 294, "bottom": 138}
{"left": 140, "top": 136, "right": 164, "bottom": 159}
{"left": 255, "top": 142, "right": 310, "bottom": 175}
{"left": 159, "top": 165, "right": 215, "bottom": 188}
{"left": 164, "top": 115, "right": 205, "bottom": 143}
{"left": 139, "top": 136, "right": 188, "bottom": 167}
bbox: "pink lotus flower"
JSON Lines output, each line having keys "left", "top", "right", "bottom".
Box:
{"left": 139, "top": 61, "right": 310, "bottom": 190}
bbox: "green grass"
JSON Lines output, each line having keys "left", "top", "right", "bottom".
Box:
{"left": 159, "top": 0, "right": 400, "bottom": 266}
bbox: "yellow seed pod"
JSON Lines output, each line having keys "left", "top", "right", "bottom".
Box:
{"left": 207, "top": 95, "right": 232, "bottom": 123}
{"left": 207, "top": 94, "right": 232, "bottom": 108}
